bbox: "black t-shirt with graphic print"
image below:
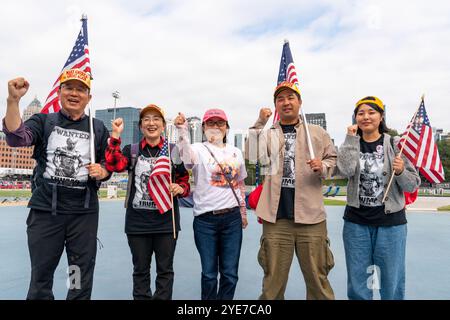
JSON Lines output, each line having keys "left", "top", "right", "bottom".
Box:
{"left": 277, "top": 124, "right": 297, "bottom": 220}
{"left": 24, "top": 111, "right": 110, "bottom": 215}
{"left": 344, "top": 135, "right": 406, "bottom": 226}
{"left": 123, "top": 143, "right": 185, "bottom": 234}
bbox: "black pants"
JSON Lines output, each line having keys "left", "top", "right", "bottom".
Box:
{"left": 26, "top": 209, "right": 98, "bottom": 300}
{"left": 127, "top": 233, "right": 177, "bottom": 300}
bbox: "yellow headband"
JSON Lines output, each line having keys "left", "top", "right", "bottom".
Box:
{"left": 356, "top": 96, "right": 384, "bottom": 111}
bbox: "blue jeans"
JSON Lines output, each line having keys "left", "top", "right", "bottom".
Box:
{"left": 193, "top": 208, "right": 243, "bottom": 300}
{"left": 343, "top": 220, "right": 407, "bottom": 300}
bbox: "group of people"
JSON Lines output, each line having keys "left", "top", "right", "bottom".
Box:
{"left": 3, "top": 68, "right": 420, "bottom": 300}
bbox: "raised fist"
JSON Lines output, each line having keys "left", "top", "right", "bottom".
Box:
{"left": 259, "top": 108, "right": 272, "bottom": 122}
{"left": 347, "top": 124, "right": 358, "bottom": 136}
{"left": 174, "top": 112, "right": 186, "bottom": 127}
{"left": 8, "top": 78, "right": 29, "bottom": 102}
{"left": 111, "top": 118, "right": 124, "bottom": 138}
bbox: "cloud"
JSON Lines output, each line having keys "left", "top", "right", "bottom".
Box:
{"left": 1, "top": 0, "right": 449, "bottom": 145}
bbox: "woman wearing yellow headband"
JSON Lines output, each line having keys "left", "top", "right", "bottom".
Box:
{"left": 336, "top": 96, "right": 420, "bottom": 300}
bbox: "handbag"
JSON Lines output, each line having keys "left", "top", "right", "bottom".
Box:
{"left": 248, "top": 184, "right": 263, "bottom": 209}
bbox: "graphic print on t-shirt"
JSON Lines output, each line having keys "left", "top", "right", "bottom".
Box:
{"left": 282, "top": 132, "right": 296, "bottom": 188}
{"left": 133, "top": 155, "right": 157, "bottom": 210}
{"left": 43, "top": 126, "right": 90, "bottom": 187}
{"left": 208, "top": 152, "right": 241, "bottom": 189}
{"left": 359, "top": 145, "right": 384, "bottom": 206}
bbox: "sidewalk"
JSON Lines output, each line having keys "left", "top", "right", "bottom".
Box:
{"left": 331, "top": 196, "right": 450, "bottom": 211}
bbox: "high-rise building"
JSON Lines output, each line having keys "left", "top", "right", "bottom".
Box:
{"left": 0, "top": 132, "right": 35, "bottom": 176}
{"left": 165, "top": 120, "right": 179, "bottom": 144}
{"left": 434, "top": 128, "right": 444, "bottom": 141}
{"left": 234, "top": 133, "right": 248, "bottom": 153}
{"left": 96, "top": 107, "right": 141, "bottom": 146}
{"left": 305, "top": 113, "right": 327, "bottom": 130}
{"left": 0, "top": 97, "right": 40, "bottom": 176}
{"left": 187, "top": 117, "right": 202, "bottom": 144}
{"left": 434, "top": 128, "right": 450, "bottom": 141}
{"left": 23, "top": 96, "right": 42, "bottom": 121}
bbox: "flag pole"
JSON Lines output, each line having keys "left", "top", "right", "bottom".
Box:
{"left": 284, "top": 39, "right": 316, "bottom": 160}
{"left": 166, "top": 130, "right": 177, "bottom": 240}
{"left": 300, "top": 104, "right": 315, "bottom": 160}
{"left": 80, "top": 14, "right": 95, "bottom": 165}
{"left": 89, "top": 103, "right": 95, "bottom": 164}
{"left": 382, "top": 95, "right": 424, "bottom": 203}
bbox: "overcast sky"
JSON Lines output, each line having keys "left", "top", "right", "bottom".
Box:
{"left": 1, "top": 0, "right": 449, "bottom": 144}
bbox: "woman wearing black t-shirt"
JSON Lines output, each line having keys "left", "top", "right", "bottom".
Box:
{"left": 337, "top": 96, "right": 420, "bottom": 300}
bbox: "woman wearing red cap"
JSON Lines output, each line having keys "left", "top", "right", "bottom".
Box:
{"left": 337, "top": 96, "right": 420, "bottom": 300}
{"left": 174, "top": 108, "right": 248, "bottom": 300}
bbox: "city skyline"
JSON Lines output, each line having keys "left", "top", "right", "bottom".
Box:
{"left": 8, "top": 97, "right": 450, "bottom": 147}
{"left": 1, "top": 1, "right": 449, "bottom": 147}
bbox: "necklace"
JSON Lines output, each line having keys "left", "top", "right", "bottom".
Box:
{"left": 146, "top": 146, "right": 161, "bottom": 158}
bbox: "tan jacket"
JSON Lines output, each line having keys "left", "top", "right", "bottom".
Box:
{"left": 247, "top": 116, "right": 337, "bottom": 224}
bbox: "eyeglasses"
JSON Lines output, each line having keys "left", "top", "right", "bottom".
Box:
{"left": 142, "top": 116, "right": 163, "bottom": 123}
{"left": 205, "top": 120, "right": 227, "bottom": 127}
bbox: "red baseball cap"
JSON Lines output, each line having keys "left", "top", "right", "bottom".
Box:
{"left": 202, "top": 108, "right": 228, "bottom": 123}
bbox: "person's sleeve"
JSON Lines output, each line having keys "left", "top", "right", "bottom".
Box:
{"left": 238, "top": 180, "right": 247, "bottom": 217}
{"left": 238, "top": 150, "right": 248, "bottom": 181}
{"left": 237, "top": 151, "right": 247, "bottom": 215}
{"left": 176, "top": 123, "right": 199, "bottom": 169}
{"left": 174, "top": 162, "right": 190, "bottom": 198}
{"left": 320, "top": 130, "right": 338, "bottom": 179}
{"left": 2, "top": 114, "right": 43, "bottom": 147}
{"left": 336, "top": 134, "right": 360, "bottom": 178}
{"left": 105, "top": 136, "right": 129, "bottom": 173}
{"left": 97, "top": 126, "right": 113, "bottom": 181}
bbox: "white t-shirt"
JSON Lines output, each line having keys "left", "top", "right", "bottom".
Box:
{"left": 190, "top": 142, "right": 247, "bottom": 216}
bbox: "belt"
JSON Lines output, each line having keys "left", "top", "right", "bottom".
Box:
{"left": 206, "top": 206, "right": 239, "bottom": 215}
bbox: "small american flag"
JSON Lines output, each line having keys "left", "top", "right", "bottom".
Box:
{"left": 400, "top": 98, "right": 445, "bottom": 184}
{"left": 148, "top": 139, "right": 173, "bottom": 214}
{"left": 274, "top": 41, "right": 300, "bottom": 123}
{"left": 41, "top": 15, "right": 91, "bottom": 114}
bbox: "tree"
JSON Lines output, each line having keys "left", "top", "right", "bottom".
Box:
{"left": 437, "top": 139, "right": 450, "bottom": 182}
{"left": 387, "top": 128, "right": 399, "bottom": 137}
{"left": 244, "top": 159, "right": 256, "bottom": 186}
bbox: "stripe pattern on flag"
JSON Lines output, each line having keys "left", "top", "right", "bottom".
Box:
{"left": 148, "top": 140, "right": 173, "bottom": 214}
{"left": 41, "top": 17, "right": 91, "bottom": 114}
{"left": 399, "top": 99, "right": 445, "bottom": 184}
{"left": 274, "top": 42, "right": 300, "bottom": 124}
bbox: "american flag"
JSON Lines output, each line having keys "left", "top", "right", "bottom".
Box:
{"left": 41, "top": 15, "right": 91, "bottom": 114}
{"left": 274, "top": 41, "right": 300, "bottom": 123}
{"left": 148, "top": 139, "right": 173, "bottom": 214}
{"left": 400, "top": 98, "right": 445, "bottom": 184}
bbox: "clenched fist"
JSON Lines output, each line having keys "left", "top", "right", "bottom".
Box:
{"left": 111, "top": 118, "right": 124, "bottom": 139}
{"left": 259, "top": 108, "right": 272, "bottom": 123}
{"left": 393, "top": 156, "right": 405, "bottom": 175}
{"left": 8, "top": 78, "right": 29, "bottom": 103}
{"left": 174, "top": 112, "right": 187, "bottom": 128}
{"left": 347, "top": 124, "right": 358, "bottom": 136}
{"left": 169, "top": 183, "right": 184, "bottom": 197}
{"left": 86, "top": 163, "right": 108, "bottom": 180}
{"left": 307, "top": 158, "right": 323, "bottom": 174}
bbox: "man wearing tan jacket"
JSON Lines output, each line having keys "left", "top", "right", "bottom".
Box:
{"left": 247, "top": 81, "right": 337, "bottom": 300}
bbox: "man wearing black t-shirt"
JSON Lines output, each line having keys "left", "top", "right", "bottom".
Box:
{"left": 3, "top": 69, "right": 110, "bottom": 300}
{"left": 248, "top": 81, "right": 337, "bottom": 300}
